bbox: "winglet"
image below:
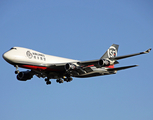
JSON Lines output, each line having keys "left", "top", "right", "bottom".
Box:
{"left": 144, "top": 48, "right": 152, "bottom": 53}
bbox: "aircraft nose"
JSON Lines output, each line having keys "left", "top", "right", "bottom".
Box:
{"left": 3, "top": 52, "right": 10, "bottom": 61}
{"left": 2, "top": 51, "right": 14, "bottom": 63}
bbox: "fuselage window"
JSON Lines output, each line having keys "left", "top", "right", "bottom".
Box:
{"left": 34, "top": 56, "right": 36, "bottom": 59}
{"left": 40, "top": 57, "right": 42, "bottom": 60}
{"left": 44, "top": 58, "right": 46, "bottom": 61}
{"left": 37, "top": 57, "right": 39, "bottom": 59}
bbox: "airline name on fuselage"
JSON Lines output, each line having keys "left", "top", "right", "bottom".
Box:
{"left": 26, "top": 51, "right": 46, "bottom": 60}
{"left": 32, "top": 52, "right": 45, "bottom": 57}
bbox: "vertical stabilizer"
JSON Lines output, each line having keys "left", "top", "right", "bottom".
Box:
{"left": 101, "top": 44, "right": 119, "bottom": 59}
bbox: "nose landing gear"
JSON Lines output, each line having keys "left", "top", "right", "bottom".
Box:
{"left": 15, "top": 65, "right": 19, "bottom": 74}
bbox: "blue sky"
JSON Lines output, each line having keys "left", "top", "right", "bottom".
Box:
{"left": 0, "top": 1, "right": 153, "bottom": 120}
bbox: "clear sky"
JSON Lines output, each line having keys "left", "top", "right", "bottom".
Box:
{"left": 0, "top": 0, "right": 153, "bottom": 120}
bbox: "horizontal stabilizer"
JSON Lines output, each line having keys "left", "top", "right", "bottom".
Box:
{"left": 109, "top": 48, "right": 151, "bottom": 61}
{"left": 107, "top": 65, "right": 138, "bottom": 71}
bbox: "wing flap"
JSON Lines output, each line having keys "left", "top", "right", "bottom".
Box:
{"left": 107, "top": 65, "right": 138, "bottom": 71}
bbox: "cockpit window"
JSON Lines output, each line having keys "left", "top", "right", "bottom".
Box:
{"left": 10, "top": 47, "right": 17, "bottom": 50}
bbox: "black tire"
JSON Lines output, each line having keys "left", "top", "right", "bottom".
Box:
{"left": 15, "top": 70, "right": 19, "bottom": 74}
{"left": 46, "top": 81, "right": 51, "bottom": 85}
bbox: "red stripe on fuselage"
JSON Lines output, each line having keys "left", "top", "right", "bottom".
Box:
{"left": 19, "top": 65, "right": 47, "bottom": 70}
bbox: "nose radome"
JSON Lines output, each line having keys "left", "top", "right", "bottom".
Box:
{"left": 3, "top": 51, "right": 15, "bottom": 63}
{"left": 3, "top": 52, "right": 9, "bottom": 61}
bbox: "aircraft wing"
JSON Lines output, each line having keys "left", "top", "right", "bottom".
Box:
{"left": 48, "top": 59, "right": 118, "bottom": 69}
{"left": 77, "top": 59, "right": 119, "bottom": 67}
{"left": 109, "top": 48, "right": 151, "bottom": 61}
{"left": 77, "top": 59, "right": 100, "bottom": 68}
{"left": 107, "top": 65, "right": 138, "bottom": 71}
{"left": 77, "top": 48, "right": 151, "bottom": 66}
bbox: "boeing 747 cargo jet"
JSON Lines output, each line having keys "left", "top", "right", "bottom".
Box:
{"left": 3, "top": 44, "right": 151, "bottom": 85}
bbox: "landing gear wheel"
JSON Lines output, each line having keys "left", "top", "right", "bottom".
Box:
{"left": 46, "top": 81, "right": 51, "bottom": 85}
{"left": 45, "top": 78, "right": 49, "bottom": 81}
{"left": 15, "top": 70, "right": 19, "bottom": 74}
{"left": 64, "top": 78, "right": 68, "bottom": 82}
{"left": 67, "top": 77, "right": 73, "bottom": 82}
{"left": 56, "top": 79, "right": 64, "bottom": 83}
{"left": 59, "top": 80, "right": 64, "bottom": 83}
{"left": 45, "top": 78, "right": 51, "bottom": 85}
{"left": 56, "top": 79, "right": 59, "bottom": 83}
{"left": 68, "top": 77, "right": 73, "bottom": 81}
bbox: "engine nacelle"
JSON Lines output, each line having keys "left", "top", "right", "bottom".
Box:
{"left": 17, "top": 71, "right": 33, "bottom": 81}
{"left": 65, "top": 63, "right": 76, "bottom": 70}
{"left": 98, "top": 59, "right": 110, "bottom": 67}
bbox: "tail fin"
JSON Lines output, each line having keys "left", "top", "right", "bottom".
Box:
{"left": 101, "top": 44, "right": 119, "bottom": 59}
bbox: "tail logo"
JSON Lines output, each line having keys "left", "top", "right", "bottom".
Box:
{"left": 108, "top": 46, "right": 117, "bottom": 58}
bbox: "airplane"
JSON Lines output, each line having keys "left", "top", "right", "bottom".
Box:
{"left": 2, "top": 44, "right": 151, "bottom": 85}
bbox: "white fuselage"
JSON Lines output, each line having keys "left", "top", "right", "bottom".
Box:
{"left": 3, "top": 47, "right": 79, "bottom": 67}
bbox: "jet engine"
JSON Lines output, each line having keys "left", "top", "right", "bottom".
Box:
{"left": 17, "top": 71, "right": 33, "bottom": 81}
{"left": 98, "top": 59, "right": 110, "bottom": 67}
{"left": 65, "top": 63, "right": 76, "bottom": 70}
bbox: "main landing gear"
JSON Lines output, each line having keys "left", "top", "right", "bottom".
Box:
{"left": 56, "top": 77, "right": 73, "bottom": 84}
{"left": 63, "top": 77, "right": 73, "bottom": 82}
{"left": 45, "top": 78, "right": 51, "bottom": 85}
{"left": 56, "top": 79, "right": 64, "bottom": 83}
{"left": 44, "top": 77, "right": 73, "bottom": 85}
